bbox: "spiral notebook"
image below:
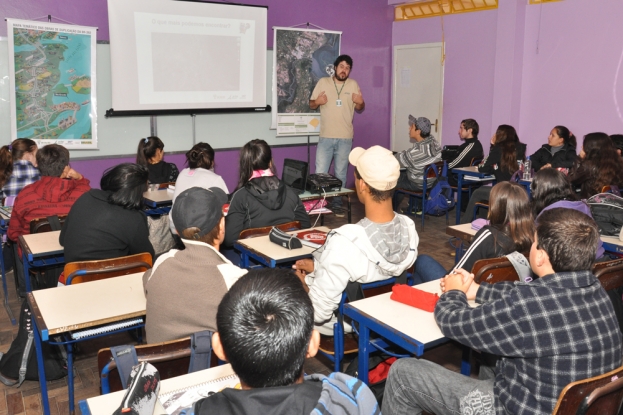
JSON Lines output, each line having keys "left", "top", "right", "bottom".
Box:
{"left": 158, "top": 372, "right": 241, "bottom": 414}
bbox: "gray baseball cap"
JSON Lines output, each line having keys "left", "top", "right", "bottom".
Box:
{"left": 408, "top": 115, "right": 431, "bottom": 136}
{"left": 172, "top": 187, "right": 227, "bottom": 238}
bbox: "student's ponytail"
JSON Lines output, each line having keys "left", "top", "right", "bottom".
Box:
{"left": 136, "top": 136, "right": 164, "bottom": 166}
{"left": 0, "top": 146, "right": 13, "bottom": 189}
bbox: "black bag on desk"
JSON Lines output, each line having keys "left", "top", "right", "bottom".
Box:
{"left": 0, "top": 300, "right": 67, "bottom": 386}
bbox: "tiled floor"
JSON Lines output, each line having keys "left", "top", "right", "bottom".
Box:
{"left": 0, "top": 198, "right": 470, "bottom": 414}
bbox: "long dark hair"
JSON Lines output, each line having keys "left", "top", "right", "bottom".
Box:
{"left": 531, "top": 168, "right": 576, "bottom": 216}
{"left": 136, "top": 136, "right": 164, "bottom": 167}
{"left": 553, "top": 125, "right": 577, "bottom": 149}
{"left": 101, "top": 163, "right": 149, "bottom": 210}
{"left": 488, "top": 181, "right": 534, "bottom": 253}
{"left": 237, "top": 139, "right": 273, "bottom": 190}
{"left": 579, "top": 132, "right": 623, "bottom": 195}
{"left": 494, "top": 125, "right": 521, "bottom": 175}
{"left": 0, "top": 138, "right": 37, "bottom": 188}
{"left": 186, "top": 142, "right": 215, "bottom": 170}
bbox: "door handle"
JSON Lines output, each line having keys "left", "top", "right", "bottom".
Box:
{"left": 434, "top": 119, "right": 438, "bottom": 133}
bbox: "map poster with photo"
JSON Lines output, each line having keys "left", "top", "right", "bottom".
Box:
{"left": 7, "top": 19, "right": 97, "bottom": 149}
{"left": 272, "top": 27, "right": 341, "bottom": 137}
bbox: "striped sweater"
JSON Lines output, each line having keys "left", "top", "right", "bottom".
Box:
{"left": 395, "top": 135, "right": 442, "bottom": 187}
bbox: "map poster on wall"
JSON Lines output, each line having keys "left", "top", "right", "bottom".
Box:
{"left": 7, "top": 19, "right": 97, "bottom": 149}
{"left": 272, "top": 27, "right": 341, "bottom": 137}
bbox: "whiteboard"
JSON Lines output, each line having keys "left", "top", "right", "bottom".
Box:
{"left": 0, "top": 40, "right": 318, "bottom": 159}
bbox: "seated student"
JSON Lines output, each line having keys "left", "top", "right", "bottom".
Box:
{"left": 383, "top": 208, "right": 623, "bottom": 415}
{"left": 60, "top": 163, "right": 154, "bottom": 265}
{"left": 447, "top": 118, "right": 484, "bottom": 185}
{"left": 8, "top": 144, "right": 89, "bottom": 242}
{"left": 413, "top": 181, "right": 533, "bottom": 284}
{"left": 529, "top": 125, "right": 577, "bottom": 172}
{"left": 392, "top": 115, "right": 442, "bottom": 211}
{"left": 169, "top": 142, "right": 229, "bottom": 233}
{"left": 462, "top": 124, "right": 526, "bottom": 223}
{"left": 136, "top": 136, "right": 179, "bottom": 184}
{"left": 224, "top": 139, "right": 310, "bottom": 247}
{"left": 190, "top": 268, "right": 380, "bottom": 415}
{"left": 143, "top": 187, "right": 246, "bottom": 343}
{"left": 531, "top": 168, "right": 605, "bottom": 259}
{"left": 568, "top": 132, "right": 623, "bottom": 198}
{"left": 0, "top": 138, "right": 40, "bottom": 199}
{"left": 294, "top": 146, "right": 418, "bottom": 334}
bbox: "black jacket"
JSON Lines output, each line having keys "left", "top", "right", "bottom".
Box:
{"left": 59, "top": 189, "right": 155, "bottom": 263}
{"left": 478, "top": 142, "right": 527, "bottom": 182}
{"left": 530, "top": 143, "right": 577, "bottom": 172}
{"left": 448, "top": 138, "right": 484, "bottom": 169}
{"left": 147, "top": 161, "right": 179, "bottom": 184}
{"left": 224, "top": 176, "right": 311, "bottom": 247}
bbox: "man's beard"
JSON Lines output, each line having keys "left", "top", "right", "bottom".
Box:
{"left": 335, "top": 72, "right": 349, "bottom": 82}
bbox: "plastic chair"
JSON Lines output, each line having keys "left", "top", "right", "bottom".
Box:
{"left": 63, "top": 252, "right": 153, "bottom": 285}
{"left": 29, "top": 214, "right": 68, "bottom": 234}
{"left": 317, "top": 273, "right": 412, "bottom": 372}
{"left": 97, "top": 336, "right": 219, "bottom": 394}
{"left": 239, "top": 220, "right": 302, "bottom": 239}
{"left": 593, "top": 258, "right": 623, "bottom": 336}
{"left": 472, "top": 257, "right": 520, "bottom": 284}
{"left": 395, "top": 161, "right": 444, "bottom": 229}
{"left": 552, "top": 365, "right": 623, "bottom": 415}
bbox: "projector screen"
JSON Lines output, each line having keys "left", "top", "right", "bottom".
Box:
{"left": 107, "top": 0, "right": 267, "bottom": 115}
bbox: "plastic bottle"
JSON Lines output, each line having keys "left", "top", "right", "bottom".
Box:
{"left": 523, "top": 157, "right": 531, "bottom": 180}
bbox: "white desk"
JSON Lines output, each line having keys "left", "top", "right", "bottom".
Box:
{"left": 18, "top": 230, "right": 64, "bottom": 292}
{"left": 234, "top": 226, "right": 331, "bottom": 268}
{"left": 80, "top": 364, "right": 235, "bottom": 415}
{"left": 343, "top": 279, "right": 472, "bottom": 384}
{"left": 28, "top": 273, "right": 146, "bottom": 415}
{"left": 143, "top": 188, "right": 174, "bottom": 208}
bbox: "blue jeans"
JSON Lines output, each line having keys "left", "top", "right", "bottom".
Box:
{"left": 383, "top": 358, "right": 495, "bottom": 415}
{"left": 412, "top": 254, "right": 447, "bottom": 285}
{"left": 316, "top": 137, "right": 352, "bottom": 206}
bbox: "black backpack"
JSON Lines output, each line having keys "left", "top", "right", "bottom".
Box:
{"left": 0, "top": 300, "right": 67, "bottom": 386}
{"left": 587, "top": 193, "right": 623, "bottom": 236}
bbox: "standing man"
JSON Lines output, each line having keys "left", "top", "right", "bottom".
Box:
{"left": 310, "top": 55, "right": 365, "bottom": 209}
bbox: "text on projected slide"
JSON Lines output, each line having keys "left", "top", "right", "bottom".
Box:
{"left": 134, "top": 12, "right": 256, "bottom": 105}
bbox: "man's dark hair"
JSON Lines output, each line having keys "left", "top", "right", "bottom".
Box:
{"left": 610, "top": 134, "right": 623, "bottom": 153}
{"left": 536, "top": 208, "right": 599, "bottom": 272}
{"left": 334, "top": 54, "right": 353, "bottom": 69}
{"left": 354, "top": 168, "right": 395, "bottom": 202}
{"left": 36, "top": 144, "right": 69, "bottom": 177}
{"left": 530, "top": 168, "right": 576, "bottom": 216}
{"left": 461, "top": 118, "right": 479, "bottom": 138}
{"left": 100, "top": 163, "right": 149, "bottom": 210}
{"left": 216, "top": 268, "right": 313, "bottom": 388}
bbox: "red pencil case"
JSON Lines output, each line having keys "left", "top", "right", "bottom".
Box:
{"left": 390, "top": 284, "right": 439, "bottom": 312}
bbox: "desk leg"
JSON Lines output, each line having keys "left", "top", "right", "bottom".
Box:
{"left": 456, "top": 173, "right": 464, "bottom": 224}
{"left": 0, "top": 242, "right": 15, "bottom": 324}
{"left": 32, "top": 321, "right": 51, "bottom": 415}
{"left": 240, "top": 252, "right": 249, "bottom": 269}
{"left": 347, "top": 195, "right": 352, "bottom": 224}
{"left": 357, "top": 323, "right": 371, "bottom": 384}
{"left": 67, "top": 342, "right": 75, "bottom": 414}
{"left": 22, "top": 251, "right": 31, "bottom": 293}
{"left": 461, "top": 345, "right": 471, "bottom": 376}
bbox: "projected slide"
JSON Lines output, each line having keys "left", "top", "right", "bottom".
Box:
{"left": 107, "top": 0, "right": 267, "bottom": 113}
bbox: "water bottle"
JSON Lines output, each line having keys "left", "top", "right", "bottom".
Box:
{"left": 523, "top": 157, "right": 531, "bottom": 180}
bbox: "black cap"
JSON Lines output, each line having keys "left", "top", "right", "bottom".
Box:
{"left": 172, "top": 187, "right": 227, "bottom": 238}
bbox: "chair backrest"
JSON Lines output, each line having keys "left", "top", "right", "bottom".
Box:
{"left": 472, "top": 257, "right": 520, "bottom": 284}
{"left": 158, "top": 181, "right": 176, "bottom": 189}
{"left": 470, "top": 157, "right": 483, "bottom": 166}
{"left": 63, "top": 252, "right": 153, "bottom": 285}
{"left": 593, "top": 258, "right": 623, "bottom": 291}
{"left": 553, "top": 365, "right": 623, "bottom": 415}
{"left": 239, "top": 220, "right": 302, "bottom": 239}
{"left": 29, "top": 215, "right": 68, "bottom": 234}
{"left": 97, "top": 337, "right": 191, "bottom": 393}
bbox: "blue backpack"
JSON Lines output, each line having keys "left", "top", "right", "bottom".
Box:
{"left": 424, "top": 161, "right": 455, "bottom": 216}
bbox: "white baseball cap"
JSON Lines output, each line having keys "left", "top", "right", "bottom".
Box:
{"left": 348, "top": 146, "right": 400, "bottom": 191}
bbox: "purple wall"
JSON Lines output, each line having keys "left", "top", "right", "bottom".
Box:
{"left": 391, "top": 0, "right": 623, "bottom": 156}
{"left": 392, "top": 8, "right": 498, "bottom": 146}
{"left": 1, "top": 0, "right": 394, "bottom": 189}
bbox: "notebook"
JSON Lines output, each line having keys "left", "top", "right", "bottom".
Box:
{"left": 158, "top": 372, "right": 241, "bottom": 414}
{"left": 282, "top": 158, "right": 308, "bottom": 195}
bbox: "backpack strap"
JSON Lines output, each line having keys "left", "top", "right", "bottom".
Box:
{"left": 188, "top": 330, "right": 213, "bottom": 373}
{"left": 46, "top": 215, "right": 62, "bottom": 231}
{"left": 16, "top": 332, "right": 33, "bottom": 387}
{"left": 110, "top": 345, "right": 139, "bottom": 389}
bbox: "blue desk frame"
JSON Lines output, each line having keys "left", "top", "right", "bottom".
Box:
{"left": 18, "top": 234, "right": 64, "bottom": 293}
{"left": 452, "top": 167, "right": 495, "bottom": 224}
{"left": 343, "top": 303, "right": 470, "bottom": 384}
{"left": 233, "top": 241, "right": 314, "bottom": 268}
